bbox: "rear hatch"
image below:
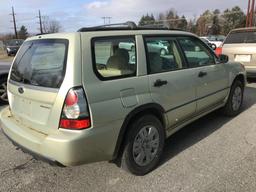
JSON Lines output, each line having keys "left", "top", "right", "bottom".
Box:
{"left": 8, "top": 35, "right": 79, "bottom": 135}
{"left": 222, "top": 30, "right": 256, "bottom": 67}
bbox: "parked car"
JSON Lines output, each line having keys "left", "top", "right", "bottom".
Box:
{"left": 119, "top": 40, "right": 169, "bottom": 55}
{"left": 119, "top": 42, "right": 135, "bottom": 51}
{"left": 0, "top": 22, "right": 246, "bottom": 176}
{"left": 147, "top": 40, "right": 169, "bottom": 55}
{"left": 200, "top": 37, "right": 217, "bottom": 50}
{"left": 6, "top": 39, "right": 24, "bottom": 56}
{"left": 207, "top": 35, "right": 225, "bottom": 48}
{"left": 221, "top": 27, "right": 256, "bottom": 78}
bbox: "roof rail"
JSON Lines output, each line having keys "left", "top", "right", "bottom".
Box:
{"left": 77, "top": 21, "right": 186, "bottom": 32}
{"left": 78, "top": 21, "right": 137, "bottom": 32}
{"left": 36, "top": 33, "right": 49, "bottom": 36}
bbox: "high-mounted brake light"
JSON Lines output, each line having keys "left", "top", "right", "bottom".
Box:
{"left": 59, "top": 88, "right": 91, "bottom": 130}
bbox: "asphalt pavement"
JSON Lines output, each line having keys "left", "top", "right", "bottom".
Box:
{"left": 1, "top": 83, "right": 256, "bottom": 192}
{"left": 0, "top": 61, "right": 11, "bottom": 65}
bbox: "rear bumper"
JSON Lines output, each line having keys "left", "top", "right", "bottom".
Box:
{"left": 246, "top": 68, "right": 256, "bottom": 78}
{"left": 3, "top": 130, "right": 63, "bottom": 166}
{"left": 0, "top": 107, "right": 119, "bottom": 166}
{"left": 246, "top": 70, "right": 256, "bottom": 78}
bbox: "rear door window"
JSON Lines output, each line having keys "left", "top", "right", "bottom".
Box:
{"left": 224, "top": 31, "right": 256, "bottom": 44}
{"left": 92, "top": 36, "right": 136, "bottom": 80}
{"left": 10, "top": 39, "right": 68, "bottom": 88}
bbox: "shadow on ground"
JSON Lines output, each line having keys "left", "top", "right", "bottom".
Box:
{"left": 159, "top": 83, "right": 256, "bottom": 166}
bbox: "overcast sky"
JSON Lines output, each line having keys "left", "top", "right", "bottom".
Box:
{"left": 0, "top": 0, "right": 247, "bottom": 34}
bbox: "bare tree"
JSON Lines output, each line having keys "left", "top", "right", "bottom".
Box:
{"left": 42, "top": 16, "right": 62, "bottom": 33}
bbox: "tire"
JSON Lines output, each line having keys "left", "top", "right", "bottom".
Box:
{"left": 121, "top": 115, "right": 165, "bottom": 175}
{"left": 0, "top": 77, "right": 8, "bottom": 105}
{"left": 222, "top": 80, "right": 244, "bottom": 116}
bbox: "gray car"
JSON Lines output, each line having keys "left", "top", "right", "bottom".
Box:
{"left": 6, "top": 39, "right": 24, "bottom": 56}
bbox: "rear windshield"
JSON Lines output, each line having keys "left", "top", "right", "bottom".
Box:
{"left": 10, "top": 39, "right": 68, "bottom": 88}
{"left": 224, "top": 31, "right": 256, "bottom": 44}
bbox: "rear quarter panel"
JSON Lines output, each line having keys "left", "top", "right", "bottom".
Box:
{"left": 224, "top": 62, "right": 246, "bottom": 87}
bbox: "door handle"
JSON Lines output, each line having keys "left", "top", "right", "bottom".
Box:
{"left": 198, "top": 71, "right": 207, "bottom": 78}
{"left": 154, "top": 79, "right": 168, "bottom": 87}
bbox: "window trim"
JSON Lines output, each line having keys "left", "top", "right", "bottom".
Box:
{"left": 91, "top": 35, "right": 137, "bottom": 81}
{"left": 143, "top": 35, "right": 189, "bottom": 75}
{"left": 177, "top": 36, "right": 219, "bottom": 69}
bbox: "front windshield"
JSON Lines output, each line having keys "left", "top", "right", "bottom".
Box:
{"left": 7, "top": 39, "right": 24, "bottom": 46}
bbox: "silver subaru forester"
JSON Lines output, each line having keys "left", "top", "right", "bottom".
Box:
{"left": 0, "top": 22, "right": 246, "bottom": 175}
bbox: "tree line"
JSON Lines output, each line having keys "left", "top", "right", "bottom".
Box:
{"left": 138, "top": 6, "right": 246, "bottom": 36}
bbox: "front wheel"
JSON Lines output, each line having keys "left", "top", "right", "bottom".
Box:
{"left": 222, "top": 80, "right": 244, "bottom": 116}
{"left": 121, "top": 115, "right": 165, "bottom": 175}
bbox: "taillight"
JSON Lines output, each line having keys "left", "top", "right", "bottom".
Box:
{"left": 59, "top": 87, "right": 91, "bottom": 130}
{"left": 215, "top": 47, "right": 222, "bottom": 57}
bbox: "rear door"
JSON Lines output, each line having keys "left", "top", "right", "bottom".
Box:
{"left": 8, "top": 38, "right": 70, "bottom": 134}
{"left": 145, "top": 36, "right": 197, "bottom": 127}
{"left": 178, "top": 36, "right": 229, "bottom": 112}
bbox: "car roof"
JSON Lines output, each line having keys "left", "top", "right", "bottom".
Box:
{"left": 230, "top": 27, "right": 256, "bottom": 33}
{"left": 27, "top": 30, "right": 195, "bottom": 42}
{"left": 28, "top": 21, "right": 196, "bottom": 41}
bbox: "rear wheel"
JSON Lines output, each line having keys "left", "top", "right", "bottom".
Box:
{"left": 121, "top": 115, "right": 165, "bottom": 175}
{"left": 222, "top": 80, "right": 244, "bottom": 116}
{"left": 0, "top": 77, "right": 8, "bottom": 104}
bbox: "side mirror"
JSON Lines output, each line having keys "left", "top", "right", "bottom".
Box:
{"left": 219, "top": 54, "right": 229, "bottom": 63}
{"left": 210, "top": 43, "right": 216, "bottom": 50}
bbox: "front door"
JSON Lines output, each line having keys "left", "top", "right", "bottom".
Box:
{"left": 144, "top": 36, "right": 197, "bottom": 127}
{"left": 178, "top": 37, "right": 229, "bottom": 112}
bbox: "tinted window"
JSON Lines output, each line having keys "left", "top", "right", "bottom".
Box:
{"left": 224, "top": 31, "right": 256, "bottom": 44}
{"left": 145, "top": 37, "right": 184, "bottom": 74}
{"left": 93, "top": 37, "right": 136, "bottom": 79}
{"left": 10, "top": 39, "right": 68, "bottom": 88}
{"left": 179, "top": 37, "right": 215, "bottom": 67}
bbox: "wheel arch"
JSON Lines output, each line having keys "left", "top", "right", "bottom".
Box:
{"left": 233, "top": 73, "right": 246, "bottom": 88}
{"left": 112, "top": 103, "right": 167, "bottom": 160}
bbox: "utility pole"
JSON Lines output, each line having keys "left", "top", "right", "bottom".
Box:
{"left": 10, "top": 6, "right": 18, "bottom": 38}
{"left": 106, "top": 17, "right": 111, "bottom": 24}
{"left": 37, "top": 10, "right": 43, "bottom": 34}
{"left": 246, "top": 0, "right": 251, "bottom": 27}
{"left": 101, "top": 16, "right": 111, "bottom": 24}
{"left": 249, "top": 0, "right": 255, "bottom": 27}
